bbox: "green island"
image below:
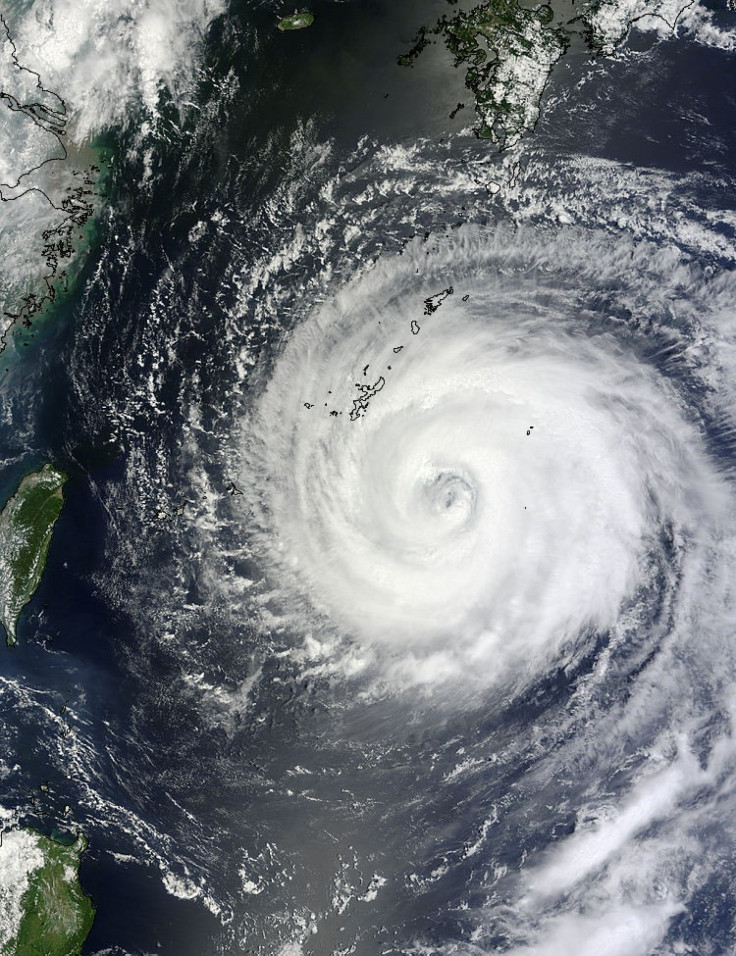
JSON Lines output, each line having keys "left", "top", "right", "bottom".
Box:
{"left": 400, "top": 0, "right": 693, "bottom": 149}
{"left": 400, "top": 0, "right": 568, "bottom": 149}
{"left": 0, "top": 828, "right": 95, "bottom": 956}
{"left": 277, "top": 10, "right": 315, "bottom": 31}
{"left": 0, "top": 464, "right": 67, "bottom": 647}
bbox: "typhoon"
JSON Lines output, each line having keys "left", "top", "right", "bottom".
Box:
{"left": 242, "top": 225, "right": 733, "bottom": 697}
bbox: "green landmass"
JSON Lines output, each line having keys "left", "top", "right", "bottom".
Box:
{"left": 0, "top": 829, "right": 95, "bottom": 956}
{"left": 400, "top": 0, "right": 691, "bottom": 149}
{"left": 400, "top": 0, "right": 568, "bottom": 149}
{"left": 0, "top": 464, "right": 67, "bottom": 646}
{"left": 277, "top": 10, "right": 315, "bottom": 31}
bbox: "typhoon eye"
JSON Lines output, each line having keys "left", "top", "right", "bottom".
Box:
{"left": 422, "top": 470, "right": 477, "bottom": 526}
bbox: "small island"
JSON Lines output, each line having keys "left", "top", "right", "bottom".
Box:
{"left": 0, "top": 464, "right": 67, "bottom": 646}
{"left": 0, "top": 828, "right": 95, "bottom": 955}
{"left": 277, "top": 10, "right": 315, "bottom": 31}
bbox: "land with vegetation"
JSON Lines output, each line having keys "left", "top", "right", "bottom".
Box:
{"left": 0, "top": 464, "right": 67, "bottom": 646}
{"left": 400, "top": 0, "right": 694, "bottom": 148}
{"left": 0, "top": 828, "right": 95, "bottom": 956}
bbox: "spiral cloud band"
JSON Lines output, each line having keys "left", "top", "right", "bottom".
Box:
{"left": 242, "top": 224, "right": 731, "bottom": 691}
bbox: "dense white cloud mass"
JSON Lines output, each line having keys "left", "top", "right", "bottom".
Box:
{"left": 241, "top": 225, "right": 734, "bottom": 695}
{"left": 6, "top": 0, "right": 224, "bottom": 140}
